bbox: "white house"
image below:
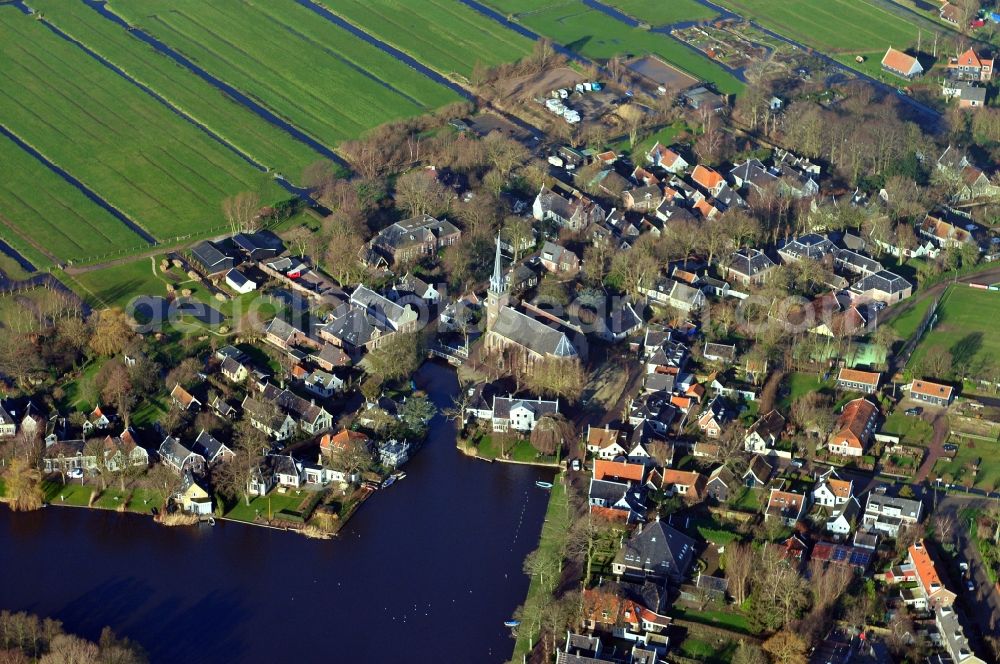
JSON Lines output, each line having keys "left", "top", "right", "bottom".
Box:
{"left": 826, "top": 496, "right": 862, "bottom": 536}
{"left": 225, "top": 268, "right": 258, "bottom": 294}
{"left": 492, "top": 395, "right": 559, "bottom": 433}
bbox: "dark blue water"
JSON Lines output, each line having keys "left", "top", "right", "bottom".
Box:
{"left": 0, "top": 237, "right": 36, "bottom": 273}
{"left": 80, "top": 0, "right": 347, "bottom": 168}
{"left": 292, "top": 0, "right": 473, "bottom": 102}
{"left": 0, "top": 362, "right": 553, "bottom": 663}
{"left": 0, "top": 124, "right": 156, "bottom": 245}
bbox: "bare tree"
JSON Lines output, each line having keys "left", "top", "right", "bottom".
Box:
{"left": 222, "top": 191, "right": 262, "bottom": 234}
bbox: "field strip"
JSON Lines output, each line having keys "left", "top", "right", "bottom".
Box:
{"left": 0, "top": 124, "right": 157, "bottom": 246}
{"left": 91, "top": 1, "right": 347, "bottom": 168}
{"left": 263, "top": 15, "right": 427, "bottom": 108}
{"left": 293, "top": 0, "right": 474, "bottom": 101}
{"left": 30, "top": 11, "right": 268, "bottom": 174}
{"left": 0, "top": 212, "right": 59, "bottom": 265}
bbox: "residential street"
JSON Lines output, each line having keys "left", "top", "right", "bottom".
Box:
{"left": 937, "top": 495, "right": 1000, "bottom": 639}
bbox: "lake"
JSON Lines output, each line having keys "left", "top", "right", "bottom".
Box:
{"left": 0, "top": 362, "right": 553, "bottom": 663}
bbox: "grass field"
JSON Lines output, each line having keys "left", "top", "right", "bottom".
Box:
{"left": 323, "top": 0, "right": 533, "bottom": 79}
{"left": 225, "top": 490, "right": 309, "bottom": 522}
{"left": 718, "top": 0, "right": 922, "bottom": 54}
{"left": 111, "top": 0, "right": 462, "bottom": 149}
{"left": 31, "top": 0, "right": 325, "bottom": 180}
{"left": 0, "top": 131, "right": 148, "bottom": 266}
{"left": 43, "top": 481, "right": 95, "bottom": 507}
{"left": 909, "top": 286, "right": 1000, "bottom": 377}
{"left": 484, "top": 0, "right": 743, "bottom": 93}
{"left": 934, "top": 440, "right": 1000, "bottom": 491}
{"left": 780, "top": 371, "right": 829, "bottom": 409}
{"left": 605, "top": 0, "right": 717, "bottom": 26}
{"left": 65, "top": 257, "right": 166, "bottom": 310}
{"left": 882, "top": 411, "right": 934, "bottom": 446}
{"left": 0, "top": 7, "right": 281, "bottom": 242}
{"left": 889, "top": 294, "right": 934, "bottom": 340}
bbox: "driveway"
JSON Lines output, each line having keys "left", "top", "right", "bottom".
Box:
{"left": 912, "top": 411, "right": 951, "bottom": 484}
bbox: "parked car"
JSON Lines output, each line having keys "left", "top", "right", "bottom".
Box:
{"left": 967, "top": 580, "right": 975, "bottom": 592}
{"left": 943, "top": 444, "right": 958, "bottom": 452}
{"left": 66, "top": 468, "right": 84, "bottom": 479}
{"left": 960, "top": 561, "right": 969, "bottom": 573}
{"left": 571, "top": 458, "right": 581, "bottom": 472}
{"left": 790, "top": 458, "right": 805, "bottom": 469}
{"left": 904, "top": 407, "right": 922, "bottom": 416}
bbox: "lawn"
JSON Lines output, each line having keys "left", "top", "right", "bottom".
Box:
{"left": 31, "top": 0, "right": 325, "bottom": 180}
{"left": 475, "top": 434, "right": 558, "bottom": 464}
{"left": 909, "top": 285, "right": 1000, "bottom": 378}
{"left": 66, "top": 257, "right": 167, "bottom": 309}
{"left": 670, "top": 606, "right": 752, "bottom": 633}
{"left": 889, "top": 294, "right": 934, "bottom": 340}
{"left": 484, "top": 0, "right": 743, "bottom": 93}
{"left": 224, "top": 489, "right": 311, "bottom": 523}
{"left": 110, "top": 0, "right": 462, "bottom": 150}
{"left": 321, "top": 0, "right": 533, "bottom": 79}
{"left": 94, "top": 488, "right": 130, "bottom": 510}
{"left": 43, "top": 481, "right": 95, "bottom": 507}
{"left": 0, "top": 132, "right": 148, "bottom": 267}
{"left": 56, "top": 358, "right": 107, "bottom": 413}
{"left": 718, "top": 0, "right": 924, "bottom": 54}
{"left": 882, "top": 411, "right": 934, "bottom": 446}
{"left": 0, "top": 7, "right": 284, "bottom": 243}
{"left": 605, "top": 0, "right": 717, "bottom": 26}
{"left": 779, "top": 371, "right": 829, "bottom": 409}
{"left": 933, "top": 440, "right": 1000, "bottom": 491}
{"left": 732, "top": 487, "right": 763, "bottom": 512}
{"left": 126, "top": 488, "right": 166, "bottom": 513}
{"left": 513, "top": 476, "right": 567, "bottom": 661}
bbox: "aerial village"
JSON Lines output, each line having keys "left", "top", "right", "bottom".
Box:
{"left": 5, "top": 13, "right": 1000, "bottom": 664}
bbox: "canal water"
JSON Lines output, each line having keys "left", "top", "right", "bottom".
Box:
{"left": 0, "top": 362, "right": 553, "bottom": 663}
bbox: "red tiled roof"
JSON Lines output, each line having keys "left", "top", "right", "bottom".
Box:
{"left": 320, "top": 428, "right": 369, "bottom": 454}
{"left": 911, "top": 379, "right": 953, "bottom": 400}
{"left": 594, "top": 459, "right": 645, "bottom": 483}
{"left": 838, "top": 368, "right": 880, "bottom": 387}
{"left": 692, "top": 165, "right": 724, "bottom": 191}
{"left": 833, "top": 398, "right": 878, "bottom": 449}
{"left": 882, "top": 47, "right": 921, "bottom": 75}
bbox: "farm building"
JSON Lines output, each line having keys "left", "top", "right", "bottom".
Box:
{"left": 225, "top": 269, "right": 258, "bottom": 294}
{"left": 881, "top": 48, "right": 923, "bottom": 79}
{"left": 191, "top": 241, "right": 235, "bottom": 275}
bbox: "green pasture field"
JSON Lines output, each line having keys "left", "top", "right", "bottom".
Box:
{"left": 110, "top": 0, "right": 461, "bottom": 149}
{"left": 31, "top": 0, "right": 325, "bottom": 180}
{"left": 909, "top": 285, "right": 1000, "bottom": 376}
{"left": 0, "top": 131, "right": 148, "bottom": 267}
{"left": 889, "top": 294, "right": 934, "bottom": 340}
{"left": 0, "top": 7, "right": 280, "bottom": 242}
{"left": 64, "top": 257, "right": 167, "bottom": 310}
{"left": 484, "top": 0, "right": 743, "bottom": 93}
{"left": 605, "top": 0, "right": 717, "bottom": 26}
{"left": 718, "top": 0, "right": 921, "bottom": 54}
{"left": 325, "top": 0, "right": 533, "bottom": 79}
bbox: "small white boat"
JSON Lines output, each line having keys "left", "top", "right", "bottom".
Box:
{"left": 207, "top": 517, "right": 216, "bottom": 526}
{"left": 504, "top": 620, "right": 520, "bottom": 628}
{"left": 535, "top": 481, "right": 554, "bottom": 489}
{"left": 394, "top": 471, "right": 407, "bottom": 481}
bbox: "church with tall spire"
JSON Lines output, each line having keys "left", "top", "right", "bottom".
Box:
{"left": 486, "top": 234, "right": 508, "bottom": 332}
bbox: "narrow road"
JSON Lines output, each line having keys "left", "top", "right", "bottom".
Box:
{"left": 937, "top": 495, "right": 1000, "bottom": 641}
{"left": 911, "top": 412, "right": 950, "bottom": 483}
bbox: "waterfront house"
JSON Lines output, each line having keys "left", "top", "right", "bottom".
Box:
{"left": 612, "top": 519, "right": 697, "bottom": 584}
{"left": 177, "top": 471, "right": 213, "bottom": 516}
{"left": 272, "top": 454, "right": 302, "bottom": 488}
{"left": 158, "top": 436, "right": 206, "bottom": 475}
{"left": 101, "top": 430, "right": 149, "bottom": 471}
{"left": 491, "top": 395, "right": 559, "bottom": 433}
{"left": 378, "top": 439, "right": 411, "bottom": 468}
{"left": 43, "top": 440, "right": 97, "bottom": 475}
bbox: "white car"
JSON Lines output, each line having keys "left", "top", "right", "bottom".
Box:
{"left": 66, "top": 468, "right": 84, "bottom": 480}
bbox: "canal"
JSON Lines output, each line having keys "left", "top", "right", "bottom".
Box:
{"left": 0, "top": 362, "right": 554, "bottom": 663}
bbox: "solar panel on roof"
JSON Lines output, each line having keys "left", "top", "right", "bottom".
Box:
{"left": 849, "top": 550, "right": 871, "bottom": 567}
{"left": 832, "top": 547, "right": 848, "bottom": 562}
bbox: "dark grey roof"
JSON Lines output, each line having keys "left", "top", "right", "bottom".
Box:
{"left": 158, "top": 436, "right": 203, "bottom": 469}
{"left": 835, "top": 248, "right": 882, "bottom": 273}
{"left": 854, "top": 270, "right": 911, "bottom": 295}
{"left": 322, "top": 308, "right": 378, "bottom": 348}
{"left": 703, "top": 342, "right": 736, "bottom": 361}
{"left": 221, "top": 356, "right": 246, "bottom": 376}
{"left": 225, "top": 268, "right": 251, "bottom": 288}
{"left": 373, "top": 214, "right": 460, "bottom": 251}
{"left": 491, "top": 307, "right": 577, "bottom": 358}
{"left": 779, "top": 233, "right": 834, "bottom": 261}
{"left": 728, "top": 248, "right": 775, "bottom": 277}
{"left": 192, "top": 430, "right": 231, "bottom": 462}
{"left": 260, "top": 383, "right": 328, "bottom": 425}
{"left": 191, "top": 241, "right": 232, "bottom": 272}
{"left": 619, "top": 520, "right": 697, "bottom": 582}
{"left": 643, "top": 372, "right": 675, "bottom": 393}
{"left": 744, "top": 456, "right": 773, "bottom": 482}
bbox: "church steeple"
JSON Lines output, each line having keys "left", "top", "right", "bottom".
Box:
{"left": 486, "top": 234, "right": 508, "bottom": 332}
{"left": 489, "top": 234, "right": 507, "bottom": 295}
